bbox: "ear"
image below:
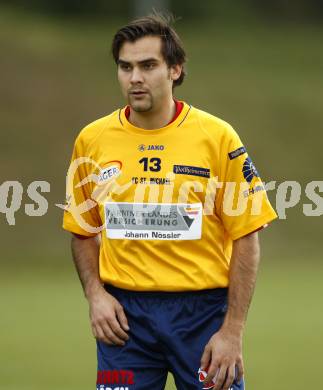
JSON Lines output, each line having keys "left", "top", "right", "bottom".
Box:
{"left": 170, "top": 64, "right": 182, "bottom": 81}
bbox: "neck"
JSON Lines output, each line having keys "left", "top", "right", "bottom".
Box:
{"left": 128, "top": 97, "right": 176, "bottom": 130}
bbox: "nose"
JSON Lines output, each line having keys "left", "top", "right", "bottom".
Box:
{"left": 130, "top": 66, "right": 144, "bottom": 84}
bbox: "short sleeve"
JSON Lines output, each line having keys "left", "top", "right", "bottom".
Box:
{"left": 62, "top": 135, "right": 102, "bottom": 237}
{"left": 215, "top": 126, "right": 277, "bottom": 240}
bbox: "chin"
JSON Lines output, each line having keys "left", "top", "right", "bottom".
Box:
{"left": 130, "top": 101, "right": 152, "bottom": 113}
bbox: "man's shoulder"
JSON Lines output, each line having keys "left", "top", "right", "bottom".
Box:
{"left": 75, "top": 108, "right": 121, "bottom": 146}
{"left": 192, "top": 105, "right": 234, "bottom": 131}
{"left": 191, "top": 105, "right": 237, "bottom": 140}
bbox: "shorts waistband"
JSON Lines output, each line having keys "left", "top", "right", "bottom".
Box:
{"left": 103, "top": 284, "right": 228, "bottom": 299}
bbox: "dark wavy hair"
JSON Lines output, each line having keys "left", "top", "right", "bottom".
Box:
{"left": 111, "top": 12, "right": 186, "bottom": 88}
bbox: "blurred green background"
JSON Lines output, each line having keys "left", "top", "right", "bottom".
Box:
{"left": 0, "top": 1, "right": 322, "bottom": 389}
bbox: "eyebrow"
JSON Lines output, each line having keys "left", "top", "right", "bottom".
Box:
{"left": 118, "top": 58, "right": 159, "bottom": 66}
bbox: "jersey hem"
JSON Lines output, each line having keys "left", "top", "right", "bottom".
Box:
{"left": 100, "top": 281, "right": 230, "bottom": 292}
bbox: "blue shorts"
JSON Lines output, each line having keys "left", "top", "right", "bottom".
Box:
{"left": 96, "top": 285, "right": 245, "bottom": 390}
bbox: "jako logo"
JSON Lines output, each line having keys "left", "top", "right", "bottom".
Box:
{"left": 138, "top": 144, "right": 165, "bottom": 151}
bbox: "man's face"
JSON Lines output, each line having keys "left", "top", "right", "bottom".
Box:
{"left": 117, "top": 36, "right": 181, "bottom": 112}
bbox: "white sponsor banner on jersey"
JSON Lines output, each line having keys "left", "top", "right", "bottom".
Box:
{"left": 104, "top": 202, "right": 202, "bottom": 240}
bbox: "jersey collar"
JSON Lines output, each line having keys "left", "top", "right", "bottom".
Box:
{"left": 118, "top": 101, "right": 191, "bottom": 135}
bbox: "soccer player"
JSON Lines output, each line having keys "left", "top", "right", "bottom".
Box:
{"left": 62, "top": 13, "right": 277, "bottom": 390}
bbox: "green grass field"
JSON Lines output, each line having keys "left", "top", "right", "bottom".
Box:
{"left": 1, "top": 255, "right": 322, "bottom": 390}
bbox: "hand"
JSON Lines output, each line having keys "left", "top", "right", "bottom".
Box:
{"left": 200, "top": 328, "right": 244, "bottom": 390}
{"left": 88, "top": 286, "right": 130, "bottom": 346}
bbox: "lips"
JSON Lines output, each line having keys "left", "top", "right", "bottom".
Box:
{"left": 130, "top": 90, "right": 148, "bottom": 95}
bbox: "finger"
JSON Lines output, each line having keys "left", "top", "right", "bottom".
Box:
{"left": 210, "top": 365, "right": 226, "bottom": 390}
{"left": 116, "top": 305, "right": 130, "bottom": 331}
{"left": 204, "top": 357, "right": 219, "bottom": 383}
{"left": 236, "top": 360, "right": 244, "bottom": 384}
{"left": 200, "top": 344, "right": 212, "bottom": 370}
{"left": 95, "top": 325, "right": 113, "bottom": 345}
{"left": 101, "top": 322, "right": 126, "bottom": 346}
{"left": 109, "top": 315, "right": 129, "bottom": 341}
{"left": 91, "top": 323, "right": 98, "bottom": 338}
{"left": 221, "top": 364, "right": 235, "bottom": 390}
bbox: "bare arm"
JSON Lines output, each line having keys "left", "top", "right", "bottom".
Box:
{"left": 222, "top": 230, "right": 260, "bottom": 334}
{"left": 71, "top": 233, "right": 129, "bottom": 345}
{"left": 201, "top": 231, "right": 260, "bottom": 390}
{"left": 71, "top": 233, "right": 102, "bottom": 298}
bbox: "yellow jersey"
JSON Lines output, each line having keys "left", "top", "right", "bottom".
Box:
{"left": 62, "top": 101, "right": 277, "bottom": 291}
